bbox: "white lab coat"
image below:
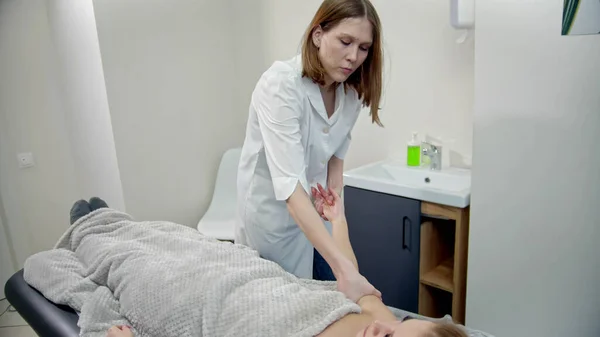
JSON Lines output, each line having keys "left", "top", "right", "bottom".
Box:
{"left": 235, "top": 56, "right": 362, "bottom": 279}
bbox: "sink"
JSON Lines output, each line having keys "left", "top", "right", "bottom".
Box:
{"left": 343, "top": 160, "right": 471, "bottom": 208}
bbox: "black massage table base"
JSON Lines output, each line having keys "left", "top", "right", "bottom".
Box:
{"left": 4, "top": 269, "right": 80, "bottom": 337}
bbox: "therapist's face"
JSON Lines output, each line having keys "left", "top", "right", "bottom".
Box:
{"left": 313, "top": 17, "right": 373, "bottom": 86}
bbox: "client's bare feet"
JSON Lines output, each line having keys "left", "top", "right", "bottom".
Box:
{"left": 106, "top": 325, "right": 133, "bottom": 337}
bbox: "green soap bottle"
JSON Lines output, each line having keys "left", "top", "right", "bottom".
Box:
{"left": 407, "top": 132, "right": 420, "bottom": 167}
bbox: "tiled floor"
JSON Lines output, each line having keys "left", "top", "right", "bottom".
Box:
{"left": 0, "top": 326, "right": 37, "bottom": 337}
{"left": 0, "top": 302, "right": 36, "bottom": 337}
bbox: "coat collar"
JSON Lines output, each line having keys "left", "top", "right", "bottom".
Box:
{"left": 301, "top": 76, "right": 344, "bottom": 126}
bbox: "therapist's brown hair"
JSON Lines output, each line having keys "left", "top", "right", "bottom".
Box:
{"left": 301, "top": 0, "right": 383, "bottom": 126}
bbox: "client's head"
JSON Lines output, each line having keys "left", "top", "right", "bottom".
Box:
{"left": 357, "top": 318, "right": 468, "bottom": 337}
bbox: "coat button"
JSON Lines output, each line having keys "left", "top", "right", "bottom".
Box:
{"left": 323, "top": 127, "right": 329, "bottom": 134}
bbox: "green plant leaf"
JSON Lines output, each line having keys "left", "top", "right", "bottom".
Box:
{"left": 562, "top": 0, "right": 580, "bottom": 35}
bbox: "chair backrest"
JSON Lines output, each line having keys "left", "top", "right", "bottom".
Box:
{"left": 210, "top": 147, "right": 242, "bottom": 208}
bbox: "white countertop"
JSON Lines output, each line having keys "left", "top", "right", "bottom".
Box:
{"left": 343, "top": 159, "right": 471, "bottom": 208}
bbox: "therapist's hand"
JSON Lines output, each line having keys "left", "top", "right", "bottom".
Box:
{"left": 336, "top": 261, "right": 382, "bottom": 303}
{"left": 311, "top": 183, "right": 335, "bottom": 221}
{"left": 311, "top": 187, "right": 327, "bottom": 220}
{"left": 320, "top": 186, "right": 344, "bottom": 223}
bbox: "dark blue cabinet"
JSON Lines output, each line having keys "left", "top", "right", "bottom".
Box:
{"left": 344, "top": 186, "right": 421, "bottom": 312}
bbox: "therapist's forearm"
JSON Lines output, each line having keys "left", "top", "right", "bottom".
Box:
{"left": 286, "top": 184, "right": 354, "bottom": 276}
{"left": 327, "top": 156, "right": 344, "bottom": 195}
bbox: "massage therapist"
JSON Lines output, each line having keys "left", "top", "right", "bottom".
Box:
{"left": 235, "top": 0, "right": 384, "bottom": 303}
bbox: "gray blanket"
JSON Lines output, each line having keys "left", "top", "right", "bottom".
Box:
{"left": 23, "top": 209, "right": 361, "bottom": 337}
{"left": 24, "top": 208, "right": 493, "bottom": 337}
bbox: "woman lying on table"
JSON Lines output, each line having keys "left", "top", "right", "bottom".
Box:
{"left": 69, "top": 192, "right": 466, "bottom": 337}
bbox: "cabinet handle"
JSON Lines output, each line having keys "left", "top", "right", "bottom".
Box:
{"left": 403, "top": 216, "right": 411, "bottom": 251}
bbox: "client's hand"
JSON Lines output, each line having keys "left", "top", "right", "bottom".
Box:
{"left": 106, "top": 325, "right": 133, "bottom": 337}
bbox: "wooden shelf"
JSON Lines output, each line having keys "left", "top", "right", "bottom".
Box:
{"left": 419, "top": 202, "right": 470, "bottom": 324}
{"left": 421, "top": 202, "right": 461, "bottom": 220}
{"left": 420, "top": 258, "right": 454, "bottom": 293}
{"left": 419, "top": 283, "right": 453, "bottom": 319}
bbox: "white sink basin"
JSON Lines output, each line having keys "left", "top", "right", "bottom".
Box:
{"left": 343, "top": 160, "right": 471, "bottom": 208}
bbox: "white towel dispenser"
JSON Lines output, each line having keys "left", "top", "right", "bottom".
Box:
{"left": 450, "top": 0, "right": 475, "bottom": 29}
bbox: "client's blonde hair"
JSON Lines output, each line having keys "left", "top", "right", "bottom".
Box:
{"left": 428, "top": 322, "right": 468, "bottom": 337}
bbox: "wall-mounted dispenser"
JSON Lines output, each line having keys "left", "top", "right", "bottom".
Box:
{"left": 450, "top": 0, "right": 475, "bottom": 29}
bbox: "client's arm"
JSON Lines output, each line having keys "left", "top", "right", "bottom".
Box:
{"left": 287, "top": 184, "right": 381, "bottom": 302}
{"left": 326, "top": 156, "right": 344, "bottom": 197}
{"left": 318, "top": 186, "right": 398, "bottom": 318}
{"left": 287, "top": 184, "right": 355, "bottom": 278}
{"left": 315, "top": 185, "right": 358, "bottom": 270}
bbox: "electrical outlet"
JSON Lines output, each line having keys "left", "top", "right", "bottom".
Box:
{"left": 17, "top": 152, "right": 35, "bottom": 168}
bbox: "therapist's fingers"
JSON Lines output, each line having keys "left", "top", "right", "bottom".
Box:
{"left": 311, "top": 187, "right": 319, "bottom": 201}
{"left": 323, "top": 185, "right": 334, "bottom": 205}
{"left": 313, "top": 184, "right": 335, "bottom": 218}
{"left": 312, "top": 190, "right": 328, "bottom": 220}
{"left": 317, "top": 183, "right": 327, "bottom": 196}
{"left": 317, "top": 183, "right": 333, "bottom": 205}
{"left": 313, "top": 185, "right": 326, "bottom": 204}
{"left": 315, "top": 198, "right": 324, "bottom": 214}
{"left": 316, "top": 200, "right": 329, "bottom": 220}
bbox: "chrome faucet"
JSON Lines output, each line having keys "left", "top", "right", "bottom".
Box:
{"left": 421, "top": 142, "right": 442, "bottom": 171}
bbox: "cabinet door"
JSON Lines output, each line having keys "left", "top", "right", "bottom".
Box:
{"left": 344, "top": 186, "right": 421, "bottom": 312}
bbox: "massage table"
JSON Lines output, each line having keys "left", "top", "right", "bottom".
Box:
{"left": 4, "top": 269, "right": 80, "bottom": 337}
{"left": 4, "top": 268, "right": 494, "bottom": 337}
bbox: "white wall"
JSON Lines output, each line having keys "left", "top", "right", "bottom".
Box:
{"left": 257, "top": 0, "right": 474, "bottom": 170}
{"left": 466, "top": 1, "right": 600, "bottom": 336}
{"left": 0, "top": 0, "right": 474, "bottom": 267}
{"left": 0, "top": 0, "right": 125, "bottom": 268}
{"left": 90, "top": 0, "right": 473, "bottom": 226}
{"left": 0, "top": 196, "right": 16, "bottom": 298}
{"left": 92, "top": 0, "right": 247, "bottom": 226}
{"left": 46, "top": 0, "right": 126, "bottom": 212}
{"left": 0, "top": 0, "right": 80, "bottom": 266}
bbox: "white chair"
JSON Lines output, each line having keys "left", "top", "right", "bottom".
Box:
{"left": 197, "top": 147, "right": 242, "bottom": 241}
